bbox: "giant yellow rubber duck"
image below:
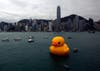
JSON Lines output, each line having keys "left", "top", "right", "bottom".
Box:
{"left": 49, "top": 36, "right": 70, "bottom": 56}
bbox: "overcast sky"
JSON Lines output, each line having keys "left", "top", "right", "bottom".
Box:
{"left": 0, "top": 0, "right": 100, "bottom": 22}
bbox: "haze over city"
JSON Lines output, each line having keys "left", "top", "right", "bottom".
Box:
{"left": 0, "top": 0, "right": 100, "bottom": 22}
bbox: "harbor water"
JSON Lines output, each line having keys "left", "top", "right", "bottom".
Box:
{"left": 0, "top": 32, "right": 100, "bottom": 71}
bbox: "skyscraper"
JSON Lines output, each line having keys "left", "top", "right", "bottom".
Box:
{"left": 48, "top": 21, "right": 52, "bottom": 32}
{"left": 25, "top": 24, "right": 28, "bottom": 32}
{"left": 56, "top": 6, "right": 61, "bottom": 32}
{"left": 79, "top": 20, "right": 84, "bottom": 31}
{"left": 73, "top": 15, "right": 79, "bottom": 31}
{"left": 4, "top": 25, "right": 8, "bottom": 32}
{"left": 32, "top": 20, "right": 37, "bottom": 31}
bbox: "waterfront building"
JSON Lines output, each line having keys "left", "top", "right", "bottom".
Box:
{"left": 4, "top": 25, "right": 8, "bottom": 32}
{"left": 60, "top": 22, "right": 65, "bottom": 31}
{"left": 25, "top": 24, "right": 28, "bottom": 32}
{"left": 73, "top": 15, "right": 79, "bottom": 31}
{"left": 95, "top": 23, "right": 100, "bottom": 31}
{"left": 67, "top": 19, "right": 73, "bottom": 31}
{"left": 79, "top": 20, "right": 85, "bottom": 31}
{"left": 43, "top": 22, "right": 48, "bottom": 32}
{"left": 31, "top": 20, "right": 37, "bottom": 31}
{"left": 48, "top": 21, "right": 52, "bottom": 32}
{"left": 0, "top": 28, "right": 1, "bottom": 32}
{"left": 56, "top": 6, "right": 61, "bottom": 32}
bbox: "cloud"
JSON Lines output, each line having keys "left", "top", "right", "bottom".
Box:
{"left": 9, "top": 0, "right": 28, "bottom": 8}
{"left": 0, "top": 0, "right": 100, "bottom": 22}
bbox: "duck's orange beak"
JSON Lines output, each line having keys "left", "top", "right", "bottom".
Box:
{"left": 52, "top": 42, "right": 57, "bottom": 46}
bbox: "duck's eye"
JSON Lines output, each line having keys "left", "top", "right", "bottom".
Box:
{"left": 58, "top": 42, "right": 61, "bottom": 44}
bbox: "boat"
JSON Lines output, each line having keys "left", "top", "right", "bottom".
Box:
{"left": 28, "top": 38, "right": 34, "bottom": 43}
{"left": 28, "top": 36, "right": 34, "bottom": 43}
{"left": 14, "top": 37, "right": 22, "bottom": 41}
{"left": 2, "top": 37, "right": 9, "bottom": 42}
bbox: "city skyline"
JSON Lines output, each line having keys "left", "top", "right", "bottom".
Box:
{"left": 0, "top": 0, "right": 100, "bottom": 22}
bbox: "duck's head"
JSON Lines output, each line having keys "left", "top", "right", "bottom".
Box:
{"left": 51, "top": 36, "right": 65, "bottom": 47}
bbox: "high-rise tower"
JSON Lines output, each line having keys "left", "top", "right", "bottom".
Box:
{"left": 56, "top": 6, "right": 61, "bottom": 32}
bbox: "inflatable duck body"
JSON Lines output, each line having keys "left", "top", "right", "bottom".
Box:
{"left": 49, "top": 36, "right": 70, "bottom": 56}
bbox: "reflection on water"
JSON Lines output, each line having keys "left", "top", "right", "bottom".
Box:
{"left": 50, "top": 53, "right": 70, "bottom": 71}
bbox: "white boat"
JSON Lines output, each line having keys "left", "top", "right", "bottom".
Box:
{"left": 28, "top": 36, "right": 34, "bottom": 43}
{"left": 28, "top": 38, "right": 34, "bottom": 42}
{"left": 29, "top": 36, "right": 34, "bottom": 39}
{"left": 14, "top": 37, "right": 22, "bottom": 41}
{"left": 2, "top": 37, "right": 9, "bottom": 42}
